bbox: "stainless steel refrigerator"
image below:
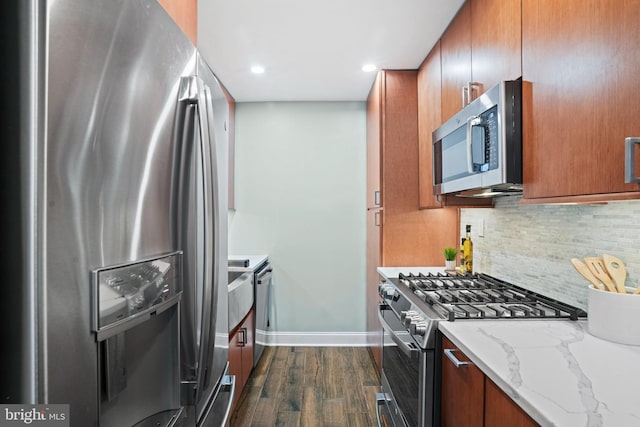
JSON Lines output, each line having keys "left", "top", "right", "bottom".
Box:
{"left": 1, "top": 0, "right": 233, "bottom": 426}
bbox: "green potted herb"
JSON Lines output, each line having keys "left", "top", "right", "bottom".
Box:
{"left": 443, "top": 247, "right": 458, "bottom": 271}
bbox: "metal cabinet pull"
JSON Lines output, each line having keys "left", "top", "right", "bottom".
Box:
{"left": 374, "top": 210, "right": 381, "bottom": 226}
{"left": 625, "top": 137, "right": 640, "bottom": 183}
{"left": 444, "top": 348, "right": 470, "bottom": 368}
{"left": 461, "top": 82, "right": 481, "bottom": 106}
{"left": 238, "top": 328, "right": 246, "bottom": 347}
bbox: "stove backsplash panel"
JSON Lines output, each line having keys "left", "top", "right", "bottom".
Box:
{"left": 460, "top": 197, "right": 640, "bottom": 311}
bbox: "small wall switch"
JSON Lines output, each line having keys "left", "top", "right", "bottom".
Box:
{"left": 478, "top": 219, "right": 485, "bottom": 237}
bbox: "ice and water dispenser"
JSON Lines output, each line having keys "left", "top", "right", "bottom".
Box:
{"left": 92, "top": 252, "right": 183, "bottom": 427}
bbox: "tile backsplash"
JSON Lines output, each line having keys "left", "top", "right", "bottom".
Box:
{"left": 460, "top": 196, "right": 640, "bottom": 310}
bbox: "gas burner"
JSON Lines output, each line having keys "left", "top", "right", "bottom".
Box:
{"left": 392, "top": 272, "right": 586, "bottom": 322}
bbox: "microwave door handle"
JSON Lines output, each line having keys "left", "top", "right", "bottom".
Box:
{"left": 466, "top": 116, "right": 481, "bottom": 173}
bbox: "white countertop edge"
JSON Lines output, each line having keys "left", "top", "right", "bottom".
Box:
{"left": 229, "top": 254, "right": 269, "bottom": 272}
{"left": 377, "top": 266, "right": 447, "bottom": 281}
{"left": 439, "top": 321, "right": 552, "bottom": 427}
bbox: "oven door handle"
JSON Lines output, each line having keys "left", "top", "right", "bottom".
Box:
{"left": 378, "top": 304, "right": 420, "bottom": 359}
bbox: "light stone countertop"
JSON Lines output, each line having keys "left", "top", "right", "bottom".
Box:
{"left": 439, "top": 319, "right": 640, "bottom": 427}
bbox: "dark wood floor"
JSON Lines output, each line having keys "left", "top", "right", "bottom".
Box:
{"left": 229, "top": 346, "right": 381, "bottom": 427}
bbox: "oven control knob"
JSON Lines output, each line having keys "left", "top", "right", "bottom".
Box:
{"left": 403, "top": 313, "right": 421, "bottom": 327}
{"left": 378, "top": 283, "right": 395, "bottom": 298}
{"left": 400, "top": 310, "right": 416, "bottom": 321}
{"left": 379, "top": 283, "right": 397, "bottom": 298}
{"left": 410, "top": 321, "right": 428, "bottom": 336}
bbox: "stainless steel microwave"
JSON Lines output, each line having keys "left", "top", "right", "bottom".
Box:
{"left": 432, "top": 80, "right": 523, "bottom": 197}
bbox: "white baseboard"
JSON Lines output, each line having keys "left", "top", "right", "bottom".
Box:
{"left": 256, "top": 329, "right": 370, "bottom": 347}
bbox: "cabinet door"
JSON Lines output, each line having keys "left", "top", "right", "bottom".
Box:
{"left": 241, "top": 310, "right": 255, "bottom": 387}
{"left": 441, "top": 1, "right": 472, "bottom": 122}
{"left": 441, "top": 336, "right": 484, "bottom": 427}
{"left": 485, "top": 378, "right": 539, "bottom": 427}
{"left": 441, "top": 0, "right": 522, "bottom": 123}
{"left": 229, "top": 310, "right": 255, "bottom": 407}
{"left": 367, "top": 73, "right": 383, "bottom": 209}
{"left": 441, "top": 337, "right": 490, "bottom": 427}
{"left": 366, "top": 72, "right": 383, "bottom": 370}
{"left": 522, "top": 0, "right": 640, "bottom": 202}
{"left": 366, "top": 208, "right": 382, "bottom": 370}
{"left": 470, "top": 0, "right": 521, "bottom": 92}
{"left": 228, "top": 329, "right": 244, "bottom": 407}
{"left": 418, "top": 42, "right": 443, "bottom": 209}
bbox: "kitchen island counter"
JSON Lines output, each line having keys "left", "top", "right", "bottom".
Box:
{"left": 439, "top": 319, "right": 640, "bottom": 426}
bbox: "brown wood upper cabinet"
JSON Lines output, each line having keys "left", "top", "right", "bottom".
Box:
{"left": 418, "top": 42, "right": 444, "bottom": 209}
{"left": 157, "top": 0, "right": 197, "bottom": 44}
{"left": 440, "top": 0, "right": 522, "bottom": 123}
{"left": 521, "top": 0, "right": 640, "bottom": 203}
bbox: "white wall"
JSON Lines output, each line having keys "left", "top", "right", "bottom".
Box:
{"left": 228, "top": 102, "right": 367, "bottom": 345}
{"left": 461, "top": 197, "right": 640, "bottom": 310}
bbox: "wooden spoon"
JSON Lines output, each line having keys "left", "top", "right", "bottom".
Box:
{"left": 571, "top": 258, "right": 605, "bottom": 291}
{"left": 584, "top": 257, "right": 617, "bottom": 292}
{"left": 602, "top": 254, "right": 627, "bottom": 294}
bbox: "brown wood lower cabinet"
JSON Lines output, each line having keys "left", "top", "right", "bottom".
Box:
{"left": 485, "top": 378, "right": 538, "bottom": 427}
{"left": 229, "top": 309, "right": 254, "bottom": 409}
{"left": 441, "top": 336, "right": 484, "bottom": 427}
{"left": 441, "top": 336, "right": 538, "bottom": 427}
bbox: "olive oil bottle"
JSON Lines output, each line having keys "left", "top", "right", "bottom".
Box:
{"left": 462, "top": 224, "right": 473, "bottom": 274}
{"left": 459, "top": 237, "right": 466, "bottom": 274}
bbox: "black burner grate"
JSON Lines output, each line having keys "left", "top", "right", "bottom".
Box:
{"left": 397, "top": 272, "right": 587, "bottom": 322}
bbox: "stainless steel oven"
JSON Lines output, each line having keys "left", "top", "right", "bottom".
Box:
{"left": 376, "top": 283, "right": 439, "bottom": 427}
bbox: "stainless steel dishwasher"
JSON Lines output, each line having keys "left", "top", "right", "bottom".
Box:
{"left": 253, "top": 261, "right": 272, "bottom": 366}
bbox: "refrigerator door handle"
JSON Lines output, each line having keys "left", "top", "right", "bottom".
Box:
{"left": 177, "top": 75, "right": 217, "bottom": 399}
{"left": 193, "top": 77, "right": 221, "bottom": 397}
{"left": 175, "top": 78, "right": 200, "bottom": 397}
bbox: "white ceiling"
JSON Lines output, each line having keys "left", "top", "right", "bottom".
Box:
{"left": 197, "top": 0, "right": 465, "bottom": 102}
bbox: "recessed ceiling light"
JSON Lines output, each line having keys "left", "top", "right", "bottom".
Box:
{"left": 251, "top": 65, "right": 265, "bottom": 74}
{"left": 362, "top": 64, "right": 377, "bottom": 72}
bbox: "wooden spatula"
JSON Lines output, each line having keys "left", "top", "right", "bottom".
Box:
{"left": 602, "top": 254, "right": 627, "bottom": 294}
{"left": 584, "top": 257, "right": 617, "bottom": 293}
{"left": 571, "top": 258, "right": 605, "bottom": 291}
